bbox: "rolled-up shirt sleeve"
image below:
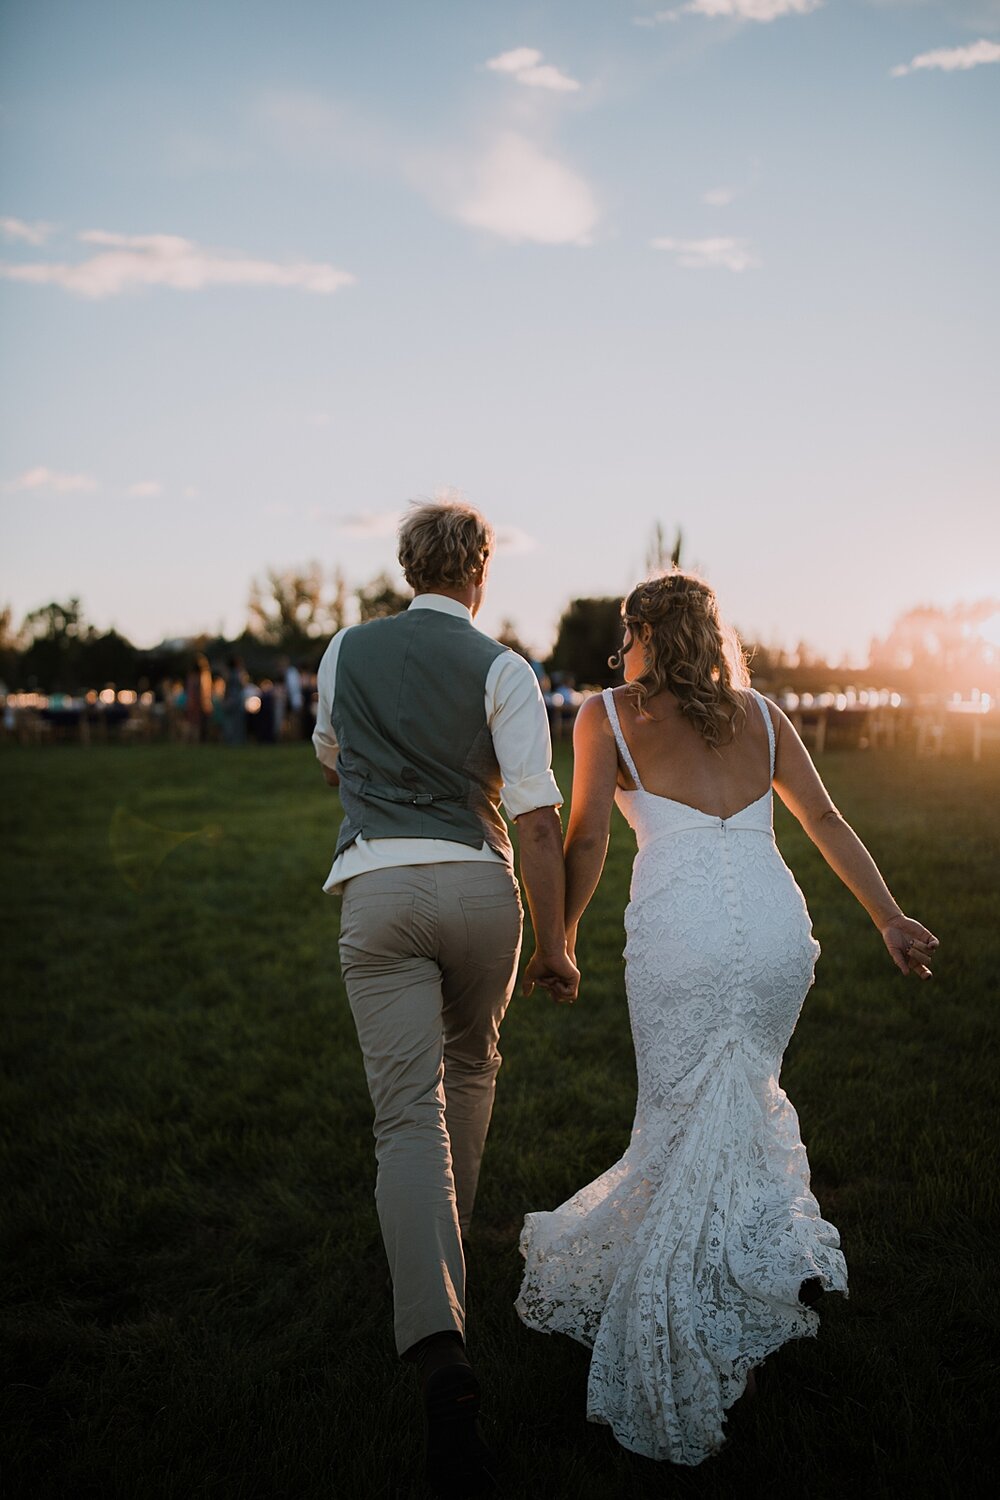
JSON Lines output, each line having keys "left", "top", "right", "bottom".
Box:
{"left": 486, "top": 652, "right": 563, "bottom": 819}
{"left": 312, "top": 630, "right": 346, "bottom": 771}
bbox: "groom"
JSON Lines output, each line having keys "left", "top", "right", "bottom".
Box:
{"left": 313, "top": 496, "right": 578, "bottom": 1496}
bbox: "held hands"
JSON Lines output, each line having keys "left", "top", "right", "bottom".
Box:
{"left": 522, "top": 946, "right": 580, "bottom": 1004}
{"left": 881, "top": 913, "right": 939, "bottom": 979}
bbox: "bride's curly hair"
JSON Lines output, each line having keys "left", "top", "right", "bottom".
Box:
{"left": 610, "top": 570, "right": 751, "bottom": 748}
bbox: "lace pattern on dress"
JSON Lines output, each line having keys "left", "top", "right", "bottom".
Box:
{"left": 516, "top": 687, "right": 846, "bottom": 1465}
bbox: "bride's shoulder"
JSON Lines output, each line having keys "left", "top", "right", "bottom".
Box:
{"left": 576, "top": 690, "right": 611, "bottom": 722}
{"left": 741, "top": 687, "right": 781, "bottom": 724}
{"left": 574, "top": 691, "right": 616, "bottom": 738}
{"left": 736, "top": 689, "right": 786, "bottom": 752}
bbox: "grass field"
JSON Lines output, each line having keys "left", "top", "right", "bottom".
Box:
{"left": 2, "top": 740, "right": 999, "bottom": 1499}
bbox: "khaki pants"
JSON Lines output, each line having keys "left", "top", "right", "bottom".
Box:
{"left": 338, "top": 862, "right": 523, "bottom": 1356}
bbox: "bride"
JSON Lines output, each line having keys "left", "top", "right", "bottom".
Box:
{"left": 516, "top": 570, "right": 938, "bottom": 1465}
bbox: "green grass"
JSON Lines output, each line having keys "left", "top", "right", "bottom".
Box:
{"left": 2, "top": 742, "right": 998, "bottom": 1499}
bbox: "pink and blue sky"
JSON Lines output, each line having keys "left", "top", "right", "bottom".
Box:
{"left": 1, "top": 0, "right": 997, "bottom": 662}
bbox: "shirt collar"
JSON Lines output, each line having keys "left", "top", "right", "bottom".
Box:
{"left": 409, "top": 593, "right": 473, "bottom": 623}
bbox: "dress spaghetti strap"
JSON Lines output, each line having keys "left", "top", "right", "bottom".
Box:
{"left": 602, "top": 688, "right": 644, "bottom": 791}
{"left": 750, "top": 690, "right": 776, "bottom": 781}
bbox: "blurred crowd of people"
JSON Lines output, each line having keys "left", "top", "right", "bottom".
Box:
{"left": 179, "top": 653, "right": 315, "bottom": 746}
{"left": 0, "top": 654, "right": 319, "bottom": 746}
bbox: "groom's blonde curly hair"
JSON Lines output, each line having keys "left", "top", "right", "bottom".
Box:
{"left": 611, "top": 570, "right": 752, "bottom": 748}
{"left": 397, "top": 494, "right": 494, "bottom": 595}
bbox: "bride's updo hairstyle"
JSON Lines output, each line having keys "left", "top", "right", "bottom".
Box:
{"left": 612, "top": 570, "right": 751, "bottom": 748}
{"left": 397, "top": 495, "right": 494, "bottom": 595}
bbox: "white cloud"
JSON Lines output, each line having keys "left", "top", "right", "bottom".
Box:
{"left": 651, "top": 235, "right": 759, "bottom": 270}
{"left": 636, "top": 0, "right": 821, "bottom": 22}
{"left": 703, "top": 185, "right": 738, "bottom": 206}
{"left": 485, "top": 47, "right": 581, "bottom": 93}
{"left": 891, "top": 38, "right": 1000, "bottom": 77}
{"left": 259, "top": 88, "right": 597, "bottom": 250}
{"left": 702, "top": 157, "right": 760, "bottom": 208}
{"left": 259, "top": 89, "right": 597, "bottom": 251}
{"left": 486, "top": 47, "right": 544, "bottom": 75}
{"left": 494, "top": 526, "right": 539, "bottom": 555}
{"left": 126, "top": 480, "right": 163, "bottom": 498}
{"left": 0, "top": 229, "right": 356, "bottom": 299}
{"left": 5, "top": 466, "right": 99, "bottom": 493}
{"left": 183, "top": 486, "right": 200, "bottom": 498}
{"left": 690, "top": 0, "right": 821, "bottom": 15}
{"left": 0, "top": 216, "right": 56, "bottom": 246}
{"left": 339, "top": 511, "right": 402, "bottom": 538}
{"left": 457, "top": 133, "right": 599, "bottom": 246}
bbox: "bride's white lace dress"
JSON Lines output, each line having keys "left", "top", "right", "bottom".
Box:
{"left": 516, "top": 689, "right": 848, "bottom": 1465}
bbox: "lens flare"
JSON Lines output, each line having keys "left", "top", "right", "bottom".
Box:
{"left": 109, "top": 807, "right": 224, "bottom": 892}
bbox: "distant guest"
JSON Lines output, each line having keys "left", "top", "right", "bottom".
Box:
{"left": 222, "top": 656, "right": 247, "bottom": 746}
{"left": 184, "top": 654, "right": 213, "bottom": 744}
{"left": 285, "top": 657, "right": 305, "bottom": 739}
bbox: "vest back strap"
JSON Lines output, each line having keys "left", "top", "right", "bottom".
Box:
{"left": 357, "top": 780, "right": 456, "bottom": 808}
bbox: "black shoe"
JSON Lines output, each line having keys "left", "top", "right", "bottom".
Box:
{"left": 423, "top": 1363, "right": 499, "bottom": 1499}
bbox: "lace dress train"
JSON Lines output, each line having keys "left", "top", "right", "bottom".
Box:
{"left": 516, "top": 690, "right": 847, "bottom": 1465}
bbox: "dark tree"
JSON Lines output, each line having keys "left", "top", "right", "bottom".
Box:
{"left": 496, "top": 619, "right": 535, "bottom": 661}
{"left": 357, "top": 571, "right": 412, "bottom": 622}
{"left": 547, "top": 598, "right": 624, "bottom": 688}
{"left": 18, "top": 598, "right": 89, "bottom": 691}
{"left": 645, "top": 522, "right": 684, "bottom": 574}
{"left": 247, "top": 565, "right": 348, "bottom": 653}
{"left": 0, "top": 605, "right": 21, "bottom": 687}
{"left": 81, "top": 628, "right": 141, "bottom": 690}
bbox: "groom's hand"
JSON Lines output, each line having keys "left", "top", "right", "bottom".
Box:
{"left": 522, "top": 948, "right": 580, "bottom": 1004}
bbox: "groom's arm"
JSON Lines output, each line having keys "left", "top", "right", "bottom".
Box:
{"left": 516, "top": 807, "right": 579, "bottom": 1001}
{"left": 487, "top": 653, "right": 578, "bottom": 1001}
{"left": 313, "top": 631, "right": 346, "bottom": 786}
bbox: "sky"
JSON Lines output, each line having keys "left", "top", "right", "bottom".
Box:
{"left": 1, "top": 0, "right": 998, "bottom": 664}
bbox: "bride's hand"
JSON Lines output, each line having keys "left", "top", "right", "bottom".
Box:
{"left": 881, "top": 914, "right": 939, "bottom": 979}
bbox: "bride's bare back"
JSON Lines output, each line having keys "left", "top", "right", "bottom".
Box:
{"left": 609, "top": 685, "right": 773, "bottom": 820}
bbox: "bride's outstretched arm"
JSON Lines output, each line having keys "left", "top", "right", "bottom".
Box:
{"left": 768, "top": 699, "right": 939, "bottom": 979}
{"left": 563, "top": 695, "right": 620, "bottom": 961}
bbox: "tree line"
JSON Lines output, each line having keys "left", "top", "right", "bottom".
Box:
{"left": 0, "top": 524, "right": 685, "bottom": 694}
{"left": 2, "top": 545, "right": 997, "bottom": 699}
{"left": 0, "top": 566, "right": 416, "bottom": 696}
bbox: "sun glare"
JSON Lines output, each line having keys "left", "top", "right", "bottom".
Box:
{"left": 978, "top": 612, "right": 1000, "bottom": 652}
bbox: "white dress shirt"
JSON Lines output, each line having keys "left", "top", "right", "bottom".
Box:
{"left": 313, "top": 594, "right": 562, "bottom": 893}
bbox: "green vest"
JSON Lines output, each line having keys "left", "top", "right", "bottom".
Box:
{"left": 330, "top": 607, "right": 514, "bottom": 865}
